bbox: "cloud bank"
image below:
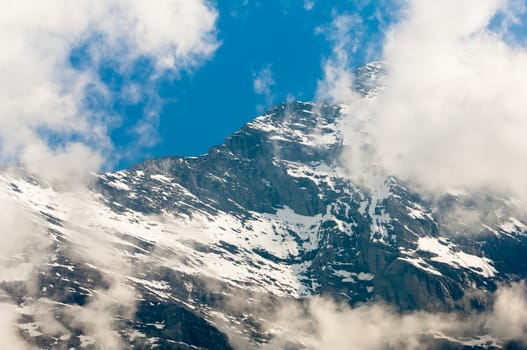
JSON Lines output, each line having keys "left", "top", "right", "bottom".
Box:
{"left": 260, "top": 282, "right": 527, "bottom": 350}
{"left": 0, "top": 0, "right": 219, "bottom": 184}
{"left": 321, "top": 0, "right": 527, "bottom": 201}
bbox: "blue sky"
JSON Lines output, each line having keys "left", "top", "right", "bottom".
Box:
{"left": 100, "top": 1, "right": 395, "bottom": 169}
{"left": 2, "top": 0, "right": 526, "bottom": 182}
{"left": 13, "top": 0, "right": 524, "bottom": 174}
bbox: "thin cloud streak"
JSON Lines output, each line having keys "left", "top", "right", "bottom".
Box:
{"left": 253, "top": 65, "right": 276, "bottom": 112}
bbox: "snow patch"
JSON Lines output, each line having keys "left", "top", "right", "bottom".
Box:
{"left": 500, "top": 217, "right": 527, "bottom": 234}
{"left": 417, "top": 237, "right": 496, "bottom": 278}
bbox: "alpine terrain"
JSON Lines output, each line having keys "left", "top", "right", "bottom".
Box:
{"left": 1, "top": 63, "right": 526, "bottom": 349}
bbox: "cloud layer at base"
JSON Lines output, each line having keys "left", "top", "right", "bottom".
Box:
{"left": 258, "top": 282, "right": 527, "bottom": 350}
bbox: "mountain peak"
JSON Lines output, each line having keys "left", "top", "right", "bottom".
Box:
{"left": 247, "top": 102, "right": 341, "bottom": 145}
{"left": 2, "top": 63, "right": 527, "bottom": 349}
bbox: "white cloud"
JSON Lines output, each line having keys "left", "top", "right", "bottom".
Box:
{"left": 0, "top": 183, "right": 54, "bottom": 278}
{"left": 253, "top": 65, "right": 275, "bottom": 96}
{"left": 0, "top": 303, "right": 33, "bottom": 350}
{"left": 68, "top": 282, "right": 136, "bottom": 349}
{"left": 0, "top": 0, "right": 219, "bottom": 185}
{"left": 303, "top": 0, "right": 315, "bottom": 11}
{"left": 259, "top": 282, "right": 527, "bottom": 349}
{"left": 316, "top": 14, "right": 366, "bottom": 103}
{"left": 372, "top": 0, "right": 527, "bottom": 198}
{"left": 486, "top": 281, "right": 527, "bottom": 341}
{"left": 253, "top": 65, "right": 276, "bottom": 111}
{"left": 0, "top": 190, "right": 51, "bottom": 348}
{"left": 320, "top": 0, "right": 527, "bottom": 201}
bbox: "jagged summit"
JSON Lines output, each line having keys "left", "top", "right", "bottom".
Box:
{"left": 116, "top": 101, "right": 347, "bottom": 218}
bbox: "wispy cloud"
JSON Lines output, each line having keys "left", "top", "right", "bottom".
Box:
{"left": 253, "top": 64, "right": 276, "bottom": 112}
{"left": 316, "top": 14, "right": 365, "bottom": 103}
{"left": 303, "top": 0, "right": 315, "bottom": 11}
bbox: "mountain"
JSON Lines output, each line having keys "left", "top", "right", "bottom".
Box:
{"left": 1, "top": 63, "right": 526, "bottom": 349}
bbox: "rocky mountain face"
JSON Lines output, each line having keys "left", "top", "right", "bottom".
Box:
{"left": 0, "top": 63, "right": 526, "bottom": 349}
